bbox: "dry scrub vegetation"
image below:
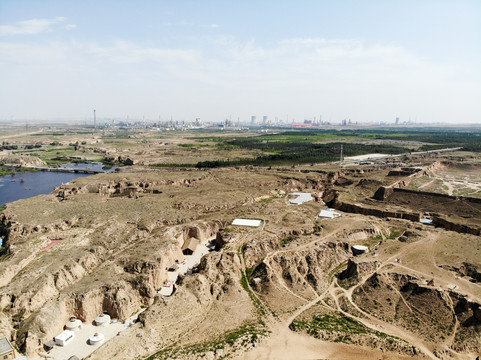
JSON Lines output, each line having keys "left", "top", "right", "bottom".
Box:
{"left": 0, "top": 128, "right": 480, "bottom": 360}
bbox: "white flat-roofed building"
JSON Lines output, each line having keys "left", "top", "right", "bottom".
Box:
{"left": 232, "top": 219, "right": 262, "bottom": 227}
{"left": 0, "top": 337, "right": 15, "bottom": 359}
{"left": 318, "top": 210, "right": 341, "bottom": 218}
{"left": 55, "top": 330, "right": 75, "bottom": 346}
{"left": 288, "top": 193, "right": 313, "bottom": 205}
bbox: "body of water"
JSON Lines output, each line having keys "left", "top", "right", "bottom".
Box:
{"left": 57, "top": 162, "right": 107, "bottom": 171}
{"left": 0, "top": 163, "right": 111, "bottom": 205}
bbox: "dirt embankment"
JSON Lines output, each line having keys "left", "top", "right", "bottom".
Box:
{"left": 432, "top": 216, "right": 481, "bottom": 236}
{"left": 372, "top": 187, "right": 481, "bottom": 235}
{"left": 351, "top": 271, "right": 481, "bottom": 355}
{"left": 0, "top": 155, "right": 46, "bottom": 167}
{"left": 375, "top": 187, "right": 481, "bottom": 205}
{"left": 55, "top": 175, "right": 207, "bottom": 200}
{"left": 323, "top": 189, "right": 420, "bottom": 222}
{"left": 324, "top": 186, "right": 481, "bottom": 235}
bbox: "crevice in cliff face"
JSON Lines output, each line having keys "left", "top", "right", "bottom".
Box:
{"left": 0, "top": 213, "right": 14, "bottom": 257}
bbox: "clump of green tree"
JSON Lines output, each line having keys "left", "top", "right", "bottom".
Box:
{"left": 196, "top": 142, "right": 409, "bottom": 168}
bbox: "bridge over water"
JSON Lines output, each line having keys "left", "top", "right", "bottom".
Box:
{"left": 10, "top": 166, "right": 107, "bottom": 174}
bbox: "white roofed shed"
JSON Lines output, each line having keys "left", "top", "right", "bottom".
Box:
{"left": 288, "top": 192, "right": 313, "bottom": 205}
{"left": 318, "top": 210, "right": 341, "bottom": 218}
{"left": 232, "top": 219, "right": 262, "bottom": 227}
{"left": 55, "top": 330, "right": 75, "bottom": 346}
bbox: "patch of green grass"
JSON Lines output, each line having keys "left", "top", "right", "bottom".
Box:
{"left": 290, "top": 313, "right": 369, "bottom": 335}
{"left": 0, "top": 167, "right": 37, "bottom": 176}
{"left": 240, "top": 269, "right": 264, "bottom": 314}
{"left": 149, "top": 163, "right": 196, "bottom": 168}
{"left": 290, "top": 313, "right": 406, "bottom": 346}
{"left": 360, "top": 234, "right": 383, "bottom": 247}
{"left": 146, "top": 321, "right": 269, "bottom": 360}
{"left": 101, "top": 132, "right": 132, "bottom": 139}
{"left": 387, "top": 229, "right": 403, "bottom": 240}
{"left": 280, "top": 235, "right": 297, "bottom": 247}
{"left": 303, "top": 222, "right": 322, "bottom": 236}
{"left": 328, "top": 260, "right": 348, "bottom": 281}
{"left": 258, "top": 194, "right": 280, "bottom": 203}
{"left": 237, "top": 247, "right": 265, "bottom": 316}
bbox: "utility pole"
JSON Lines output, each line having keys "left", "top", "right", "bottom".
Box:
{"left": 93, "top": 109, "right": 96, "bottom": 132}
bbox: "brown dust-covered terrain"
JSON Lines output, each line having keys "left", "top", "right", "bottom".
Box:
{"left": 0, "top": 128, "right": 480, "bottom": 360}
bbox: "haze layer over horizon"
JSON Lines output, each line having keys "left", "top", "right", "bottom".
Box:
{"left": 0, "top": 0, "right": 480, "bottom": 124}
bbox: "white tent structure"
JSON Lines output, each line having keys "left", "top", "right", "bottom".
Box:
{"left": 54, "top": 330, "right": 75, "bottom": 346}
{"left": 232, "top": 219, "right": 262, "bottom": 227}
{"left": 288, "top": 193, "right": 313, "bottom": 205}
{"left": 318, "top": 210, "right": 341, "bottom": 219}
{"left": 88, "top": 332, "right": 105, "bottom": 345}
{"left": 65, "top": 317, "right": 82, "bottom": 331}
{"left": 94, "top": 313, "right": 111, "bottom": 326}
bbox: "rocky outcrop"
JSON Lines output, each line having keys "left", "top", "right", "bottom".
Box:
{"left": 104, "top": 154, "right": 137, "bottom": 165}
{"left": 195, "top": 252, "right": 244, "bottom": 301}
{"left": 352, "top": 272, "right": 481, "bottom": 354}
{"left": 440, "top": 262, "right": 481, "bottom": 283}
{"left": 55, "top": 175, "right": 210, "bottom": 200}
{"left": 372, "top": 186, "right": 394, "bottom": 200}
{"left": 0, "top": 155, "right": 46, "bottom": 167}
{"left": 251, "top": 241, "right": 351, "bottom": 294}
{"left": 338, "top": 258, "right": 380, "bottom": 282}
{"left": 387, "top": 167, "right": 421, "bottom": 177}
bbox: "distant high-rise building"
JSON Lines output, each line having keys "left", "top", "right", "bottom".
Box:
{"left": 395, "top": 117, "right": 400, "bottom": 125}
{"left": 251, "top": 116, "right": 256, "bottom": 124}
{"left": 262, "top": 115, "right": 268, "bottom": 125}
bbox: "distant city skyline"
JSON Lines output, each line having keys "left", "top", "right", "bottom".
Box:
{"left": 1, "top": 0, "right": 480, "bottom": 124}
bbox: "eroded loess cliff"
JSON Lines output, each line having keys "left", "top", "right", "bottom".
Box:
{"left": 1, "top": 163, "right": 480, "bottom": 360}
{"left": 0, "top": 169, "right": 332, "bottom": 357}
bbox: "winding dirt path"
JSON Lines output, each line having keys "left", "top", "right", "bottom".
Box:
{"left": 237, "top": 223, "right": 479, "bottom": 360}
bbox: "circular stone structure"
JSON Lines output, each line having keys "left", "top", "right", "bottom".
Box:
{"left": 94, "top": 313, "right": 111, "bottom": 326}
{"left": 66, "top": 317, "right": 82, "bottom": 331}
{"left": 88, "top": 332, "right": 105, "bottom": 345}
{"left": 352, "top": 245, "right": 369, "bottom": 255}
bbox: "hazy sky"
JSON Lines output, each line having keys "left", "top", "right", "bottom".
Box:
{"left": 1, "top": 0, "right": 480, "bottom": 124}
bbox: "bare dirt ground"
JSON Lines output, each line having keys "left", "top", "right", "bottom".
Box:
{"left": 1, "top": 142, "right": 480, "bottom": 360}
{"left": 406, "top": 160, "right": 481, "bottom": 198}
{"left": 235, "top": 324, "right": 416, "bottom": 360}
